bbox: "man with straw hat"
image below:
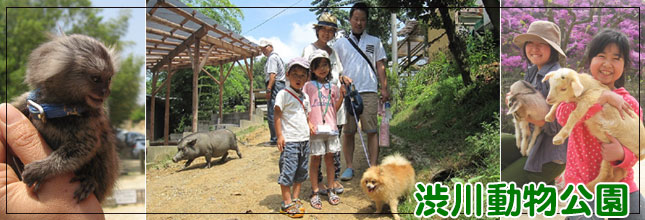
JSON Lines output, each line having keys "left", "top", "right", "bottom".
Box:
{"left": 259, "top": 39, "right": 286, "bottom": 146}
{"left": 501, "top": 20, "right": 568, "bottom": 186}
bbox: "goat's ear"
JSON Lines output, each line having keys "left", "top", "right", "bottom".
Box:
{"left": 542, "top": 72, "right": 555, "bottom": 82}
{"left": 507, "top": 101, "right": 521, "bottom": 115}
{"left": 570, "top": 73, "right": 584, "bottom": 97}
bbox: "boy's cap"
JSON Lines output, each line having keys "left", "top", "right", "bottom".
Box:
{"left": 286, "top": 57, "right": 310, "bottom": 73}
{"left": 258, "top": 40, "right": 272, "bottom": 48}
{"left": 308, "top": 49, "right": 330, "bottom": 64}
{"left": 513, "top": 20, "right": 567, "bottom": 58}
{"left": 313, "top": 12, "right": 338, "bottom": 29}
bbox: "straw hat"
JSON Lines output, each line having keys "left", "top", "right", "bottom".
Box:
{"left": 313, "top": 12, "right": 338, "bottom": 29}
{"left": 513, "top": 20, "right": 567, "bottom": 58}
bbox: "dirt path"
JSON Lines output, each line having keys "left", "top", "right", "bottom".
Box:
{"left": 146, "top": 126, "right": 408, "bottom": 219}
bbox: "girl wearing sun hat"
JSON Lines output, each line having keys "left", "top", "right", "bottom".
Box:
{"left": 501, "top": 20, "right": 568, "bottom": 186}
{"left": 302, "top": 12, "right": 346, "bottom": 196}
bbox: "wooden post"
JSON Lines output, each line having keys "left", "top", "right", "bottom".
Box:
{"left": 164, "top": 64, "right": 173, "bottom": 146}
{"left": 149, "top": 71, "right": 158, "bottom": 141}
{"left": 249, "top": 57, "right": 254, "bottom": 120}
{"left": 219, "top": 64, "right": 224, "bottom": 124}
{"left": 191, "top": 39, "right": 200, "bottom": 133}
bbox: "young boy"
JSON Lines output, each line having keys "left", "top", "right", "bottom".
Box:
{"left": 274, "top": 57, "right": 313, "bottom": 218}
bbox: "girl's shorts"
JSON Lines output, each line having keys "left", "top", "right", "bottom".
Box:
{"left": 309, "top": 135, "right": 341, "bottom": 156}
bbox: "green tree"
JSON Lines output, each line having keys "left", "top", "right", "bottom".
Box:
{"left": 181, "top": 0, "right": 244, "bottom": 34}
{"left": 379, "top": 0, "right": 479, "bottom": 86}
{"left": 109, "top": 55, "right": 144, "bottom": 127}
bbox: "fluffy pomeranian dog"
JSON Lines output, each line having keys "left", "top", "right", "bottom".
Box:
{"left": 361, "top": 154, "right": 415, "bottom": 220}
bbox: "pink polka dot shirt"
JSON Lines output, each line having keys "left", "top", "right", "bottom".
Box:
{"left": 556, "top": 88, "right": 641, "bottom": 193}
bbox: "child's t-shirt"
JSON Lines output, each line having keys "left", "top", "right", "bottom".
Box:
{"left": 556, "top": 87, "right": 641, "bottom": 192}
{"left": 304, "top": 80, "right": 340, "bottom": 136}
{"left": 274, "top": 86, "right": 310, "bottom": 142}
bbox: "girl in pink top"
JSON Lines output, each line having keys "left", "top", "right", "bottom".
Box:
{"left": 555, "top": 29, "right": 644, "bottom": 219}
{"left": 304, "top": 50, "right": 346, "bottom": 209}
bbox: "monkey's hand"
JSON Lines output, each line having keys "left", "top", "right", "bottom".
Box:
{"left": 22, "top": 159, "right": 52, "bottom": 193}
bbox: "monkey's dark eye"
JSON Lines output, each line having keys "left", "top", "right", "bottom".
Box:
{"left": 91, "top": 76, "right": 100, "bottom": 83}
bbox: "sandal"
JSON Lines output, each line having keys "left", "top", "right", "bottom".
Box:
{"left": 334, "top": 181, "right": 344, "bottom": 194}
{"left": 281, "top": 202, "right": 304, "bottom": 218}
{"left": 292, "top": 199, "right": 305, "bottom": 213}
{"left": 310, "top": 191, "right": 323, "bottom": 210}
{"left": 327, "top": 190, "right": 340, "bottom": 205}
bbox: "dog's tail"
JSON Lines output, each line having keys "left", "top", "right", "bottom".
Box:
{"left": 381, "top": 153, "right": 411, "bottom": 166}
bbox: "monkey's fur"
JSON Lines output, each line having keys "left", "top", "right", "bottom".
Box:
{"left": 10, "top": 34, "right": 120, "bottom": 203}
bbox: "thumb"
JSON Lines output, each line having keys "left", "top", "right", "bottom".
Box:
{"left": 0, "top": 103, "right": 51, "bottom": 165}
{"left": 604, "top": 132, "right": 619, "bottom": 144}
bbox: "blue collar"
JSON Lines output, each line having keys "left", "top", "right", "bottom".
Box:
{"left": 27, "top": 89, "right": 85, "bottom": 122}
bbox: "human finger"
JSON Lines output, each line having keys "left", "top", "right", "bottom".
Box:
{"left": 605, "top": 132, "right": 619, "bottom": 144}
{"left": 0, "top": 103, "right": 51, "bottom": 164}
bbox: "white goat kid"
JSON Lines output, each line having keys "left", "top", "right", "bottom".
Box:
{"left": 507, "top": 80, "right": 549, "bottom": 156}
{"left": 542, "top": 68, "right": 645, "bottom": 190}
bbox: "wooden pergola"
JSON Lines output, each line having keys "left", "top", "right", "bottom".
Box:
{"left": 146, "top": 0, "right": 262, "bottom": 144}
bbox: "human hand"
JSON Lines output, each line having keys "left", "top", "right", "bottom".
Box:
{"left": 340, "top": 76, "right": 352, "bottom": 85}
{"left": 276, "top": 135, "right": 285, "bottom": 152}
{"left": 597, "top": 90, "right": 633, "bottom": 120}
{"left": 309, "top": 122, "right": 316, "bottom": 136}
{"left": 0, "top": 103, "right": 104, "bottom": 219}
{"left": 380, "top": 87, "right": 390, "bottom": 102}
{"left": 340, "top": 85, "right": 346, "bottom": 97}
{"left": 601, "top": 133, "right": 625, "bottom": 163}
{"left": 265, "top": 90, "right": 271, "bottom": 101}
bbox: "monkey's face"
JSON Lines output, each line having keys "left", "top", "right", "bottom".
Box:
{"left": 26, "top": 34, "right": 118, "bottom": 109}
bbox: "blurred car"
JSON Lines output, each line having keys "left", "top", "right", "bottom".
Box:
{"left": 115, "top": 129, "right": 145, "bottom": 159}
{"left": 132, "top": 137, "right": 146, "bottom": 158}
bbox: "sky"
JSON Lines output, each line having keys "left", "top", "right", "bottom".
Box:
{"left": 230, "top": 0, "right": 336, "bottom": 62}
{"left": 91, "top": 0, "right": 146, "bottom": 105}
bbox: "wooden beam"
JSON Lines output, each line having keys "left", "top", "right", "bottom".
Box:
{"left": 151, "top": 26, "right": 206, "bottom": 73}
{"left": 147, "top": 27, "right": 188, "bottom": 41}
{"left": 151, "top": 69, "right": 177, "bottom": 96}
{"left": 201, "top": 67, "right": 220, "bottom": 85}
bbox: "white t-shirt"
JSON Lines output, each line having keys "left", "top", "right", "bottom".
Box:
{"left": 332, "top": 32, "right": 386, "bottom": 93}
{"left": 274, "top": 86, "right": 310, "bottom": 142}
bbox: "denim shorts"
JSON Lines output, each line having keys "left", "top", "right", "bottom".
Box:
{"left": 278, "top": 141, "right": 310, "bottom": 186}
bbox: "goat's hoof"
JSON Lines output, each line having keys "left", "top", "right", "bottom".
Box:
{"left": 545, "top": 115, "right": 555, "bottom": 122}
{"left": 552, "top": 137, "right": 564, "bottom": 145}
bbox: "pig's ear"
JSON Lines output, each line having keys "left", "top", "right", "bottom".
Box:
{"left": 187, "top": 139, "right": 197, "bottom": 149}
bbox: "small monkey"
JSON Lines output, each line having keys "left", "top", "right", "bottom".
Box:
{"left": 10, "top": 34, "right": 120, "bottom": 203}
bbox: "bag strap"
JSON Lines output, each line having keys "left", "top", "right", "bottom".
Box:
{"left": 346, "top": 36, "right": 377, "bottom": 78}
{"left": 285, "top": 89, "right": 307, "bottom": 113}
